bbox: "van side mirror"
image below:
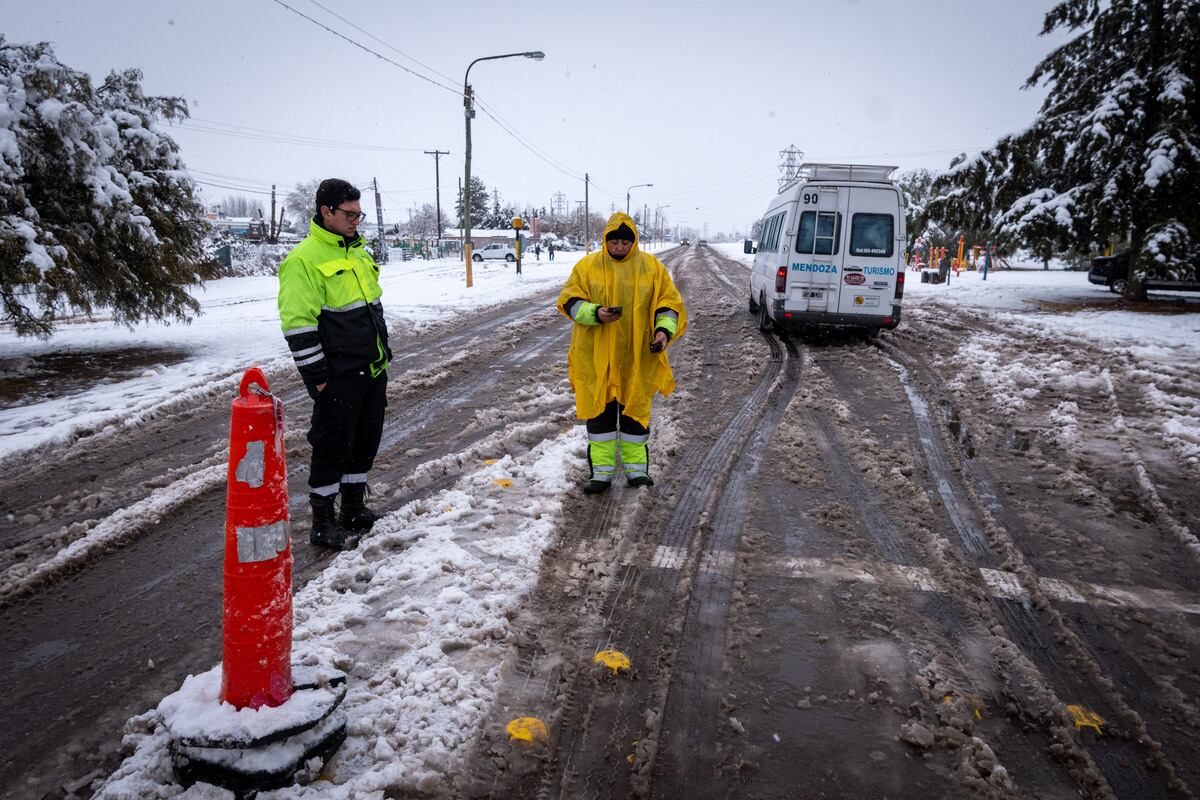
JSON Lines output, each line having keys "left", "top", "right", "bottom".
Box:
{"left": 743, "top": 239, "right": 757, "bottom": 255}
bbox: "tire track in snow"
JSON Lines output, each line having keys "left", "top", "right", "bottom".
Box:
{"left": 886, "top": 343, "right": 1196, "bottom": 799}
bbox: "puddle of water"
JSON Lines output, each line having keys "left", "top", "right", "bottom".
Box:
{"left": 0, "top": 347, "right": 191, "bottom": 409}
{"left": 944, "top": 407, "right": 977, "bottom": 459}
{"left": 1000, "top": 426, "right": 1033, "bottom": 453}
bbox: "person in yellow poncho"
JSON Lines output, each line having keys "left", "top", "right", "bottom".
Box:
{"left": 557, "top": 212, "right": 687, "bottom": 494}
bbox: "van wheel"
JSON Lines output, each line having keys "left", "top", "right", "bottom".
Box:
{"left": 756, "top": 295, "right": 773, "bottom": 332}
{"left": 472, "top": 254, "right": 483, "bottom": 262}
{"left": 748, "top": 293, "right": 759, "bottom": 314}
{"left": 1110, "top": 277, "right": 1127, "bottom": 295}
{"left": 506, "top": 254, "right": 515, "bottom": 262}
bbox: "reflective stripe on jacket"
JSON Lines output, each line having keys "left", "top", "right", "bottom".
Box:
{"left": 278, "top": 219, "right": 390, "bottom": 384}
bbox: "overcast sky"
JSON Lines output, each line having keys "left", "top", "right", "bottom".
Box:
{"left": 6, "top": 0, "right": 1069, "bottom": 236}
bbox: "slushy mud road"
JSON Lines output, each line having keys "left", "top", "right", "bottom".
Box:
{"left": 2, "top": 246, "right": 1198, "bottom": 799}
{"left": 459, "top": 246, "right": 1200, "bottom": 800}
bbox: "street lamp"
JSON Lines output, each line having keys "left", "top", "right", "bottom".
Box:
{"left": 655, "top": 204, "right": 670, "bottom": 248}
{"left": 626, "top": 183, "right": 653, "bottom": 216}
{"left": 463, "top": 50, "right": 545, "bottom": 288}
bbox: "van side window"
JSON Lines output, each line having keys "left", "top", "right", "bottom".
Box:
{"left": 795, "top": 211, "right": 841, "bottom": 255}
{"left": 760, "top": 211, "right": 785, "bottom": 252}
{"left": 849, "top": 213, "right": 894, "bottom": 257}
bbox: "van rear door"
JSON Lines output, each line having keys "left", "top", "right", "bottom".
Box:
{"left": 836, "top": 187, "right": 900, "bottom": 317}
{"left": 784, "top": 186, "right": 844, "bottom": 313}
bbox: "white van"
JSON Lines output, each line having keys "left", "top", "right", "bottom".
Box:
{"left": 746, "top": 163, "right": 906, "bottom": 334}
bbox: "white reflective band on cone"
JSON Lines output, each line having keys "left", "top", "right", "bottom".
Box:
{"left": 236, "top": 521, "right": 290, "bottom": 563}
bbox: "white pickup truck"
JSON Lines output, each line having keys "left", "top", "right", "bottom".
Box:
{"left": 472, "top": 243, "right": 516, "bottom": 262}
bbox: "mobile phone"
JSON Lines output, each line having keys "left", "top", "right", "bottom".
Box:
{"left": 649, "top": 340, "right": 664, "bottom": 353}
{"left": 608, "top": 306, "right": 623, "bottom": 314}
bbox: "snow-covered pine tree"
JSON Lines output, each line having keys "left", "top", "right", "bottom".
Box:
{"left": 0, "top": 38, "right": 208, "bottom": 336}
{"left": 924, "top": 0, "right": 1199, "bottom": 293}
{"left": 454, "top": 175, "right": 491, "bottom": 229}
{"left": 285, "top": 178, "right": 321, "bottom": 231}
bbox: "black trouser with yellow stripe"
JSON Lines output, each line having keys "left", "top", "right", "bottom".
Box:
{"left": 586, "top": 400, "right": 650, "bottom": 485}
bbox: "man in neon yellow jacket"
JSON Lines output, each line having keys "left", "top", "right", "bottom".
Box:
{"left": 278, "top": 178, "right": 390, "bottom": 549}
{"left": 557, "top": 212, "right": 687, "bottom": 494}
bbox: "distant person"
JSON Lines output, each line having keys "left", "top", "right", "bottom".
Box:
{"left": 535, "top": 243, "right": 542, "bottom": 261}
{"left": 277, "top": 178, "right": 391, "bottom": 550}
{"left": 548, "top": 241, "right": 555, "bottom": 261}
{"left": 557, "top": 212, "right": 687, "bottom": 494}
{"left": 938, "top": 249, "right": 951, "bottom": 282}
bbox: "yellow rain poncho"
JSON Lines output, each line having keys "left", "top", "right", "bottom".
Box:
{"left": 556, "top": 213, "right": 688, "bottom": 426}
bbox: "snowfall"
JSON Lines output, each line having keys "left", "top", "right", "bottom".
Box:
{"left": 1, "top": 243, "right": 1197, "bottom": 798}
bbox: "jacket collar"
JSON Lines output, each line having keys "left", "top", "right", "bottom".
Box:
{"left": 308, "top": 217, "right": 362, "bottom": 249}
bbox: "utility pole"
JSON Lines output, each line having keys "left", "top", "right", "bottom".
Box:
{"left": 269, "top": 185, "right": 277, "bottom": 243}
{"left": 424, "top": 149, "right": 448, "bottom": 255}
{"left": 372, "top": 178, "right": 388, "bottom": 263}
{"left": 585, "top": 173, "right": 590, "bottom": 252}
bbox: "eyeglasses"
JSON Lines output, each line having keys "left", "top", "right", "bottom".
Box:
{"left": 333, "top": 207, "right": 368, "bottom": 223}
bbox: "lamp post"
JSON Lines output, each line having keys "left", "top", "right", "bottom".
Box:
{"left": 626, "top": 183, "right": 653, "bottom": 217}
{"left": 463, "top": 50, "right": 545, "bottom": 288}
{"left": 655, "top": 204, "right": 670, "bottom": 249}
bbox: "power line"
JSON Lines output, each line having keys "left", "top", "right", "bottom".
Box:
{"left": 303, "top": 0, "right": 459, "bottom": 87}
{"left": 271, "top": 0, "right": 608, "bottom": 201}
{"left": 471, "top": 96, "right": 622, "bottom": 200}
{"left": 267, "top": 0, "right": 460, "bottom": 95}
{"left": 177, "top": 118, "right": 424, "bottom": 152}
{"left": 193, "top": 178, "right": 276, "bottom": 197}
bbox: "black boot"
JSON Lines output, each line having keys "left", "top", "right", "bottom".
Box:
{"left": 338, "top": 483, "right": 379, "bottom": 532}
{"left": 309, "top": 494, "right": 360, "bottom": 550}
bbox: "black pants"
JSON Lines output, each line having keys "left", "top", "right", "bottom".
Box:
{"left": 585, "top": 400, "right": 649, "bottom": 438}
{"left": 307, "top": 372, "right": 387, "bottom": 494}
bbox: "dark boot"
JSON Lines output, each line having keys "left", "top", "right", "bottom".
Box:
{"left": 338, "top": 483, "right": 379, "bottom": 532}
{"left": 583, "top": 479, "right": 611, "bottom": 495}
{"left": 626, "top": 474, "right": 654, "bottom": 488}
{"left": 309, "top": 494, "right": 359, "bottom": 550}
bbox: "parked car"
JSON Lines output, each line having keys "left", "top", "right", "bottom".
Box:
{"left": 473, "top": 243, "right": 516, "bottom": 262}
{"left": 1088, "top": 250, "right": 1200, "bottom": 294}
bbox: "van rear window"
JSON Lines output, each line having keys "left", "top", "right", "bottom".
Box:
{"left": 795, "top": 211, "right": 841, "bottom": 255}
{"left": 849, "top": 213, "right": 894, "bottom": 257}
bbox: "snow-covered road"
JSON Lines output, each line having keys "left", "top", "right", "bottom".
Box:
{"left": 2, "top": 244, "right": 1199, "bottom": 799}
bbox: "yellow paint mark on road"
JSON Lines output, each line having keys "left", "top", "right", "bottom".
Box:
{"left": 1066, "top": 704, "right": 1105, "bottom": 735}
{"left": 492, "top": 478, "right": 513, "bottom": 488}
{"left": 506, "top": 717, "right": 549, "bottom": 743}
{"left": 975, "top": 707, "right": 983, "bottom": 720}
{"left": 593, "top": 649, "right": 632, "bottom": 675}
{"left": 483, "top": 459, "right": 499, "bottom": 465}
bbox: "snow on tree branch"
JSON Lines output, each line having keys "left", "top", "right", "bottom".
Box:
{"left": 0, "top": 37, "right": 207, "bottom": 336}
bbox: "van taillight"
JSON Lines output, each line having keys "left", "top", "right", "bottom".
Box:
{"left": 775, "top": 267, "right": 787, "bottom": 293}
{"left": 895, "top": 270, "right": 905, "bottom": 300}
